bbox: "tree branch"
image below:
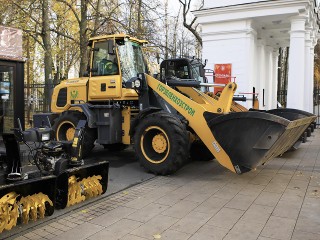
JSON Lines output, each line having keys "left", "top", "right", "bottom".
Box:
{"left": 179, "top": 0, "right": 202, "bottom": 46}
{"left": 56, "top": 0, "right": 81, "bottom": 24}
{"left": 11, "top": 1, "right": 41, "bottom": 25}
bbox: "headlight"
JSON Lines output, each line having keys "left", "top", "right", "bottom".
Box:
{"left": 41, "top": 132, "right": 51, "bottom": 141}
{"left": 134, "top": 79, "right": 141, "bottom": 88}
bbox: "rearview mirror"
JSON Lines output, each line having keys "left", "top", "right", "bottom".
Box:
{"left": 199, "top": 66, "right": 205, "bottom": 78}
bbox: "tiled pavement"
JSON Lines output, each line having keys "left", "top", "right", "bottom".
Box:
{"left": 7, "top": 130, "right": 320, "bottom": 240}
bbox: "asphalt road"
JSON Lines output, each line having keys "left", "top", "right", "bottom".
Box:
{"left": 89, "top": 145, "right": 155, "bottom": 195}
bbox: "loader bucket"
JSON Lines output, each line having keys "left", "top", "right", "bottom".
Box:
{"left": 265, "top": 108, "right": 315, "bottom": 120}
{"left": 0, "top": 176, "right": 56, "bottom": 232}
{"left": 258, "top": 108, "right": 316, "bottom": 150}
{"left": 207, "top": 111, "right": 316, "bottom": 174}
{"left": 55, "top": 161, "right": 109, "bottom": 209}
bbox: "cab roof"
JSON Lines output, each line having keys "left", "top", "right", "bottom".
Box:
{"left": 89, "top": 34, "right": 148, "bottom": 45}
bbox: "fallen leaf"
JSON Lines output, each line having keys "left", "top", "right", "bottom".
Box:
{"left": 153, "top": 234, "right": 161, "bottom": 239}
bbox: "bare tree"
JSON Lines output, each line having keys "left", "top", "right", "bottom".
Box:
{"left": 179, "top": 0, "right": 203, "bottom": 46}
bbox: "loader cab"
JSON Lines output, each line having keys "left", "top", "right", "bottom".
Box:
{"left": 116, "top": 38, "right": 148, "bottom": 83}
{"left": 91, "top": 40, "right": 119, "bottom": 77}
{"left": 88, "top": 35, "right": 147, "bottom": 101}
{"left": 160, "top": 58, "right": 208, "bottom": 92}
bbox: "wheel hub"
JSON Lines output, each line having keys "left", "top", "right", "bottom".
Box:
{"left": 66, "top": 127, "right": 75, "bottom": 141}
{"left": 152, "top": 133, "right": 167, "bottom": 153}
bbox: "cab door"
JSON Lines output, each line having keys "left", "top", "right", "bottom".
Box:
{"left": 88, "top": 39, "right": 122, "bottom": 101}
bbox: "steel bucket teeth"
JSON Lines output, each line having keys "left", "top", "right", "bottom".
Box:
{"left": 67, "top": 175, "right": 103, "bottom": 207}
{"left": 0, "top": 192, "right": 53, "bottom": 233}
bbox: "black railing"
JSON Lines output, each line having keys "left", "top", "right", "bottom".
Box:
{"left": 24, "top": 83, "right": 56, "bottom": 126}
{"left": 314, "top": 86, "right": 320, "bottom": 125}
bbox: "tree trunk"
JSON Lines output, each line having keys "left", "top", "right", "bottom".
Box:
{"left": 79, "top": 0, "right": 88, "bottom": 77}
{"left": 179, "top": 0, "right": 203, "bottom": 47}
{"left": 164, "top": 0, "right": 168, "bottom": 59}
{"left": 92, "top": 0, "right": 101, "bottom": 36}
{"left": 42, "top": 0, "right": 54, "bottom": 112}
{"left": 137, "top": 0, "right": 142, "bottom": 38}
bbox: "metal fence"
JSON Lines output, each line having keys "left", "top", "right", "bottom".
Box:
{"left": 314, "top": 86, "right": 320, "bottom": 125}
{"left": 24, "top": 83, "right": 56, "bottom": 125}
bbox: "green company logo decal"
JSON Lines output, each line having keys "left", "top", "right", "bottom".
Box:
{"left": 70, "top": 90, "right": 79, "bottom": 99}
{"left": 157, "top": 84, "right": 195, "bottom": 116}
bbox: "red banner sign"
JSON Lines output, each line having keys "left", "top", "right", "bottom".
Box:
{"left": 214, "top": 64, "right": 232, "bottom": 95}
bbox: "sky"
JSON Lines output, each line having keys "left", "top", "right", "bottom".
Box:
{"left": 166, "top": 0, "right": 200, "bottom": 16}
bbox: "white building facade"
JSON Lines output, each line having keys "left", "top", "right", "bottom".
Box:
{"left": 194, "top": 0, "right": 320, "bottom": 112}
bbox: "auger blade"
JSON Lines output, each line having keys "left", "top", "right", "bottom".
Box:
{"left": 56, "top": 161, "right": 109, "bottom": 209}
{"left": 81, "top": 175, "right": 103, "bottom": 199}
{"left": 5, "top": 202, "right": 19, "bottom": 230}
{"left": 67, "top": 176, "right": 86, "bottom": 207}
{"left": 19, "top": 195, "right": 33, "bottom": 224}
{"left": 0, "top": 176, "right": 56, "bottom": 233}
{"left": 0, "top": 192, "right": 19, "bottom": 232}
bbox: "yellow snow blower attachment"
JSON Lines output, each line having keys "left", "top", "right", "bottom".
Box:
{"left": 0, "top": 121, "right": 109, "bottom": 234}
{"left": 0, "top": 176, "right": 56, "bottom": 233}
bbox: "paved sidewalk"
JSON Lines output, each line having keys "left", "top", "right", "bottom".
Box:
{"left": 7, "top": 130, "right": 320, "bottom": 240}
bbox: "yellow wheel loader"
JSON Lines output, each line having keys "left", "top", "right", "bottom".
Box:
{"left": 34, "top": 34, "right": 316, "bottom": 175}
{"left": 159, "top": 58, "right": 317, "bottom": 150}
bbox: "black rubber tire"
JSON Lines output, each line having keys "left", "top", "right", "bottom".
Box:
{"left": 133, "top": 111, "right": 189, "bottom": 175}
{"left": 103, "top": 143, "right": 128, "bottom": 151}
{"left": 52, "top": 111, "right": 96, "bottom": 158}
{"left": 190, "top": 140, "right": 214, "bottom": 161}
{"left": 307, "top": 127, "right": 312, "bottom": 137}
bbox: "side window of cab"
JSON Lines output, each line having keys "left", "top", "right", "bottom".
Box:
{"left": 92, "top": 41, "right": 119, "bottom": 76}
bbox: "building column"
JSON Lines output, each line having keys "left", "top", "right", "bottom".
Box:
{"left": 287, "top": 17, "right": 306, "bottom": 110}
{"left": 272, "top": 50, "right": 279, "bottom": 109}
{"left": 311, "top": 32, "right": 318, "bottom": 112}
{"left": 304, "top": 28, "right": 312, "bottom": 112}
{"left": 257, "top": 40, "right": 266, "bottom": 109}
{"left": 265, "top": 46, "right": 273, "bottom": 109}
{"left": 311, "top": 44, "right": 315, "bottom": 112}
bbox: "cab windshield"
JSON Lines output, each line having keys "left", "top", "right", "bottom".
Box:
{"left": 190, "top": 62, "right": 207, "bottom": 92}
{"left": 190, "top": 63, "right": 204, "bottom": 83}
{"left": 117, "top": 40, "right": 146, "bottom": 82}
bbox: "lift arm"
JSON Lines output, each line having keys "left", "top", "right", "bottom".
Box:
{"left": 146, "top": 74, "right": 238, "bottom": 173}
